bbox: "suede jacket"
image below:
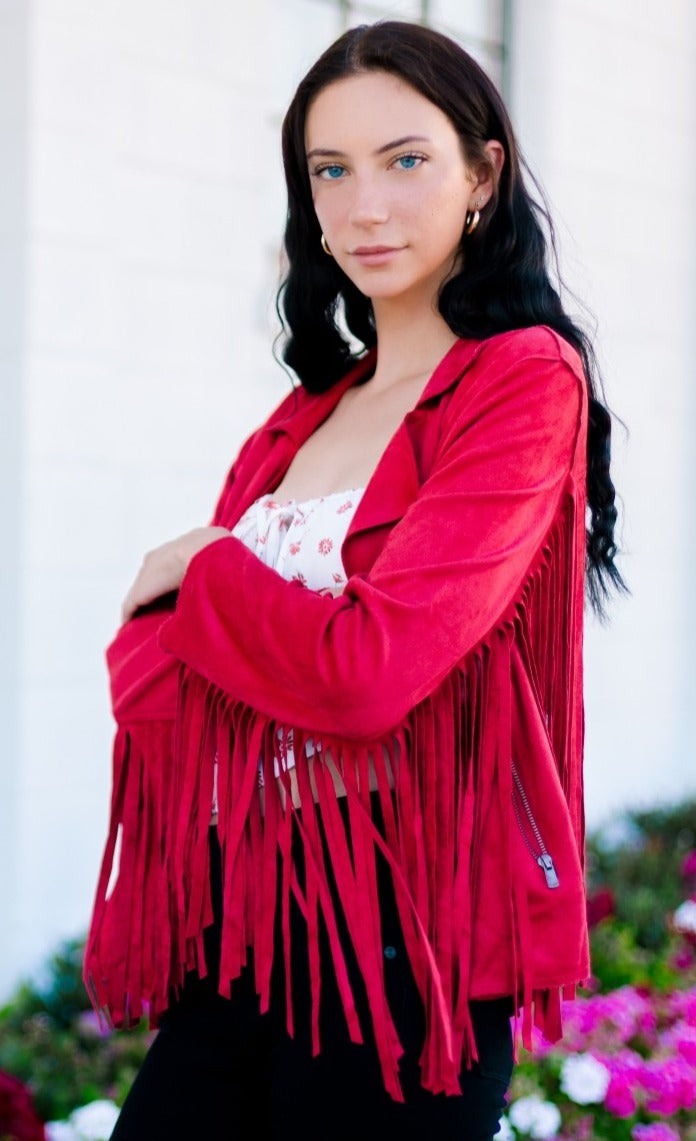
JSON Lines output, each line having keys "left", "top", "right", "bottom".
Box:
{"left": 83, "top": 325, "right": 590, "bottom": 1101}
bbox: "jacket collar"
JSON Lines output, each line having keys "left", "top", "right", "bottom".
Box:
{"left": 271, "top": 335, "right": 484, "bottom": 441}
{"left": 245, "top": 336, "right": 486, "bottom": 552}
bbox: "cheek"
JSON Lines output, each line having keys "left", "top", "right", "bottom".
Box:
{"left": 404, "top": 177, "right": 468, "bottom": 231}
{"left": 312, "top": 187, "right": 345, "bottom": 229}
{"left": 419, "top": 195, "right": 467, "bottom": 251}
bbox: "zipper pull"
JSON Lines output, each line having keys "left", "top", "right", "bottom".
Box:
{"left": 537, "top": 854, "right": 560, "bottom": 889}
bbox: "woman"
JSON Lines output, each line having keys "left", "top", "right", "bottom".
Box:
{"left": 84, "top": 20, "right": 624, "bottom": 1140}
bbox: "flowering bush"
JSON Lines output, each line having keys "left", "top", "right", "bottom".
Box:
{"left": 500, "top": 983, "right": 696, "bottom": 1138}
{"left": 0, "top": 940, "right": 152, "bottom": 1125}
{"left": 499, "top": 795, "right": 696, "bottom": 1140}
{"left": 0, "top": 1070, "right": 46, "bottom": 1141}
{"left": 587, "top": 800, "right": 695, "bottom": 963}
{"left": 0, "top": 799, "right": 694, "bottom": 1135}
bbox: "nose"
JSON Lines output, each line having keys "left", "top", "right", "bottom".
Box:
{"left": 347, "top": 173, "right": 390, "bottom": 228}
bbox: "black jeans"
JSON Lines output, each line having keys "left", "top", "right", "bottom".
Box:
{"left": 111, "top": 791, "right": 513, "bottom": 1140}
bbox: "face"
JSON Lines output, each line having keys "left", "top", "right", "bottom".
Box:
{"left": 305, "top": 70, "right": 481, "bottom": 307}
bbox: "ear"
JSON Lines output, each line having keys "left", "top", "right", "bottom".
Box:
{"left": 468, "top": 140, "right": 505, "bottom": 207}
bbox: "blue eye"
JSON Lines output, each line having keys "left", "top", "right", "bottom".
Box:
{"left": 395, "top": 154, "right": 424, "bottom": 170}
{"left": 318, "top": 164, "right": 345, "bottom": 180}
{"left": 313, "top": 153, "right": 425, "bottom": 180}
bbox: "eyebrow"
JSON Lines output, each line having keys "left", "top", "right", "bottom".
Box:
{"left": 306, "top": 134, "right": 431, "bottom": 161}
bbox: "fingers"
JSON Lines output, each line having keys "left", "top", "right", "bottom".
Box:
{"left": 120, "top": 587, "right": 141, "bottom": 624}
{"left": 120, "top": 553, "right": 172, "bottom": 624}
{"left": 119, "top": 528, "right": 230, "bottom": 625}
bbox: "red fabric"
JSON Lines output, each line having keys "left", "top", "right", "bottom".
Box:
{"left": 83, "top": 326, "right": 590, "bottom": 1100}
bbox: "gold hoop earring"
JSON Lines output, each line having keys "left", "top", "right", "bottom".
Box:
{"left": 320, "top": 233, "right": 332, "bottom": 256}
{"left": 465, "top": 200, "right": 482, "bottom": 235}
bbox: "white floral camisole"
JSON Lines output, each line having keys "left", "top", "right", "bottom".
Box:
{"left": 210, "top": 487, "right": 366, "bottom": 814}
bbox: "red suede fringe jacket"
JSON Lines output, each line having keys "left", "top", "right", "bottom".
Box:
{"left": 83, "top": 325, "right": 590, "bottom": 1101}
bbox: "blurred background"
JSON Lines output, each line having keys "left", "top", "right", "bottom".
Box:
{"left": 0, "top": 0, "right": 694, "bottom": 1005}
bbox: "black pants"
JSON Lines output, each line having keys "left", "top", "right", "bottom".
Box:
{"left": 111, "top": 791, "right": 513, "bottom": 1140}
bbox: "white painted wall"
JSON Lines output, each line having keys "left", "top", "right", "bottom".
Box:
{"left": 2, "top": 0, "right": 343, "bottom": 1001}
{"left": 1, "top": 0, "right": 693, "bottom": 1001}
{"left": 0, "top": 0, "right": 28, "bottom": 1000}
{"left": 510, "top": 0, "right": 696, "bottom": 824}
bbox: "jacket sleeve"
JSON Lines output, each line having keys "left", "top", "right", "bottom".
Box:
{"left": 106, "top": 428, "right": 261, "bottom": 724}
{"left": 157, "top": 350, "right": 585, "bottom": 739}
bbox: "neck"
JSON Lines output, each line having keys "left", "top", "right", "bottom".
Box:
{"left": 367, "top": 294, "right": 459, "bottom": 393}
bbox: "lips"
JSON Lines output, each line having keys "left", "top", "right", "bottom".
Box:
{"left": 350, "top": 245, "right": 404, "bottom": 265}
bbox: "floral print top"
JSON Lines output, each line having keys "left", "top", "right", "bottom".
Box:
{"left": 210, "top": 486, "right": 365, "bottom": 813}
{"left": 231, "top": 486, "right": 365, "bottom": 593}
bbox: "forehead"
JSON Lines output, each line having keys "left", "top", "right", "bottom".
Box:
{"left": 305, "top": 70, "right": 457, "bottom": 151}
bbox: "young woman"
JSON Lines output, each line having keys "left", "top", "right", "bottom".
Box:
{"left": 84, "top": 20, "right": 624, "bottom": 1141}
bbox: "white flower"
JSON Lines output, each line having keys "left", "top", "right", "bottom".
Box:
{"left": 509, "top": 1093, "right": 562, "bottom": 1139}
{"left": 674, "top": 899, "right": 696, "bottom": 935}
{"left": 45, "top": 1124, "right": 81, "bottom": 1141}
{"left": 559, "top": 1051, "right": 611, "bottom": 1104}
{"left": 69, "top": 1100, "right": 120, "bottom": 1141}
{"left": 495, "top": 1116, "right": 515, "bottom": 1140}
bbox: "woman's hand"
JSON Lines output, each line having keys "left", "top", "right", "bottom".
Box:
{"left": 121, "top": 527, "right": 231, "bottom": 623}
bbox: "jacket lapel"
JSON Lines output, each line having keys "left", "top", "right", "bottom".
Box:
{"left": 218, "top": 353, "right": 376, "bottom": 526}
{"left": 343, "top": 337, "right": 486, "bottom": 570}
{"left": 225, "top": 336, "right": 486, "bottom": 566}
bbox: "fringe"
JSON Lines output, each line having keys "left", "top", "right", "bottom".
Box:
{"left": 83, "top": 721, "right": 176, "bottom": 1028}
{"left": 83, "top": 489, "right": 585, "bottom": 1098}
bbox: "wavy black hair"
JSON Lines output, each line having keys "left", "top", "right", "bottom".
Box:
{"left": 277, "top": 20, "right": 626, "bottom": 617}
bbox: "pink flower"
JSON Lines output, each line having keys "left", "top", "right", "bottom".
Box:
{"left": 681, "top": 850, "right": 696, "bottom": 881}
{"left": 604, "top": 1073, "right": 637, "bottom": 1117}
{"left": 670, "top": 945, "right": 695, "bottom": 971}
{"left": 586, "top": 887, "right": 615, "bottom": 927}
{"left": 661, "top": 1019, "right": 696, "bottom": 1065}
{"left": 641, "top": 1055, "right": 696, "bottom": 1115}
{"left": 525, "top": 1023, "right": 555, "bottom": 1057}
{"left": 631, "top": 1125, "right": 680, "bottom": 1141}
{"left": 667, "top": 987, "right": 696, "bottom": 1023}
{"left": 317, "top": 537, "right": 333, "bottom": 555}
{"left": 563, "top": 986, "right": 657, "bottom": 1046}
{"left": 0, "top": 1071, "right": 46, "bottom": 1141}
{"left": 601, "top": 1049, "right": 647, "bottom": 1117}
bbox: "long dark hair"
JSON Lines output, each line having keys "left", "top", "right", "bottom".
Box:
{"left": 277, "top": 20, "right": 626, "bottom": 617}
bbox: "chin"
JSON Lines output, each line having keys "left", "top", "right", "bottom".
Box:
{"left": 352, "top": 275, "right": 420, "bottom": 301}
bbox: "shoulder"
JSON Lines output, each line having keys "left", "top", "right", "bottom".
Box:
{"left": 471, "top": 324, "right": 586, "bottom": 380}
{"left": 433, "top": 326, "right": 587, "bottom": 462}
{"left": 261, "top": 383, "right": 309, "bottom": 428}
{"left": 446, "top": 325, "right": 587, "bottom": 416}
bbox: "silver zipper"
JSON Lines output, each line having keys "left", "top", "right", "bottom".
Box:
{"left": 511, "top": 762, "right": 560, "bottom": 889}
